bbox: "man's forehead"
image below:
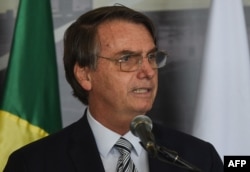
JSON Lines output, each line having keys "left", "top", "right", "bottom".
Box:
{"left": 98, "top": 20, "right": 131, "bottom": 36}
{"left": 97, "top": 20, "right": 153, "bottom": 47}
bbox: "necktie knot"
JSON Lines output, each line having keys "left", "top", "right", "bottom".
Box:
{"left": 114, "top": 137, "right": 138, "bottom": 172}
{"left": 115, "top": 137, "right": 133, "bottom": 154}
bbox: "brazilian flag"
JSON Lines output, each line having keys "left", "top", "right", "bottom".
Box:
{"left": 0, "top": 0, "right": 62, "bottom": 170}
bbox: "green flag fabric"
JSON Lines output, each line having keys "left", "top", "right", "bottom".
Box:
{"left": 0, "top": 0, "right": 62, "bottom": 170}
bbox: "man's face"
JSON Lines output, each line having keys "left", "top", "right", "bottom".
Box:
{"left": 88, "top": 20, "right": 158, "bottom": 120}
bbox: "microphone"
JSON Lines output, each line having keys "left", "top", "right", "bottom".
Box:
{"left": 130, "top": 115, "right": 202, "bottom": 171}
{"left": 130, "top": 115, "right": 157, "bottom": 156}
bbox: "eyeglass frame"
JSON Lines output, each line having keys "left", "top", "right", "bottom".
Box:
{"left": 97, "top": 50, "right": 168, "bottom": 72}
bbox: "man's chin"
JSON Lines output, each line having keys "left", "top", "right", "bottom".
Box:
{"left": 135, "top": 105, "right": 152, "bottom": 114}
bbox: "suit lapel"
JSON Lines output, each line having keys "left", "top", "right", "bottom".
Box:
{"left": 68, "top": 112, "right": 105, "bottom": 172}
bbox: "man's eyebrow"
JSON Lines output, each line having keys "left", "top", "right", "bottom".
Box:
{"left": 148, "top": 47, "right": 158, "bottom": 54}
{"left": 110, "top": 50, "right": 139, "bottom": 59}
{"left": 115, "top": 47, "right": 158, "bottom": 56}
{"left": 115, "top": 50, "right": 139, "bottom": 55}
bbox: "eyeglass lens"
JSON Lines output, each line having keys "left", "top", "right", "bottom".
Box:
{"left": 120, "top": 51, "right": 167, "bottom": 72}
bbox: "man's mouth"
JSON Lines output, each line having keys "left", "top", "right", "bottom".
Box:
{"left": 132, "top": 88, "right": 151, "bottom": 93}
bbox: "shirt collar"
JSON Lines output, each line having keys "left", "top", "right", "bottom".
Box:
{"left": 86, "top": 109, "right": 143, "bottom": 158}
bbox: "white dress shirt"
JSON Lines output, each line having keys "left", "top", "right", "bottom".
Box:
{"left": 87, "top": 109, "right": 149, "bottom": 172}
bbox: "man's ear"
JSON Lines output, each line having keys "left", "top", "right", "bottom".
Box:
{"left": 74, "top": 63, "right": 92, "bottom": 91}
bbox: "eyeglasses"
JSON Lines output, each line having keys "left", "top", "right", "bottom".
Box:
{"left": 98, "top": 51, "right": 167, "bottom": 72}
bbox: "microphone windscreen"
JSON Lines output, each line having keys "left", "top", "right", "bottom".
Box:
{"left": 130, "top": 115, "right": 153, "bottom": 137}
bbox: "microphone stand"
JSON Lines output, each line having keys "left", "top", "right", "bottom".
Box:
{"left": 155, "top": 145, "right": 202, "bottom": 172}
{"left": 141, "top": 142, "right": 203, "bottom": 172}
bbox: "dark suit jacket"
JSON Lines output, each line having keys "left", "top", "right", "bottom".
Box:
{"left": 4, "top": 114, "right": 223, "bottom": 172}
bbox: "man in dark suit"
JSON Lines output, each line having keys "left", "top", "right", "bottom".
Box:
{"left": 4, "top": 5, "right": 223, "bottom": 172}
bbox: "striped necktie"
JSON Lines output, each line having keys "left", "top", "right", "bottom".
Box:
{"left": 114, "top": 137, "right": 138, "bottom": 172}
